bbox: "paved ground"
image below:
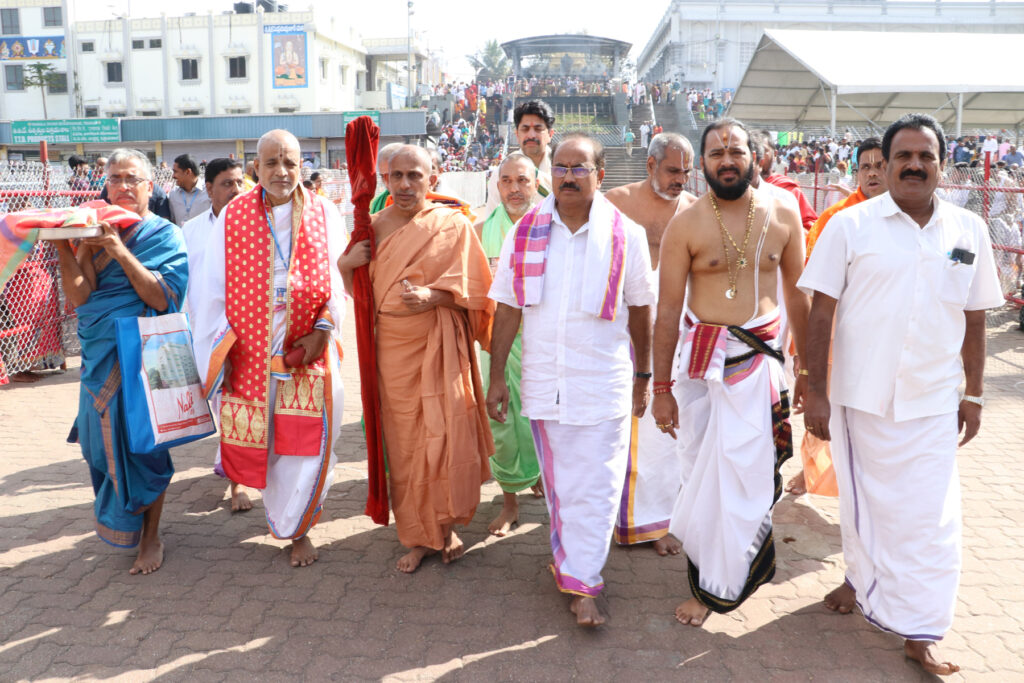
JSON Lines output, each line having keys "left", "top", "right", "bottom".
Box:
{"left": 1, "top": 302, "right": 1022, "bottom": 682}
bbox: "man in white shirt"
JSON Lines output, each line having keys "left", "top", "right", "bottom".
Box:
{"left": 182, "top": 157, "right": 250, "bottom": 512}
{"left": 800, "top": 114, "right": 1003, "bottom": 677}
{"left": 169, "top": 154, "right": 212, "bottom": 227}
{"left": 483, "top": 99, "right": 554, "bottom": 216}
{"left": 487, "top": 134, "right": 656, "bottom": 627}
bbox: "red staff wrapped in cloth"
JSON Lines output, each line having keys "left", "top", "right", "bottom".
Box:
{"left": 343, "top": 115, "right": 388, "bottom": 524}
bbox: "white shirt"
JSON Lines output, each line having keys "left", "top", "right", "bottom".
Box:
{"left": 798, "top": 192, "right": 1003, "bottom": 422}
{"left": 489, "top": 197, "right": 657, "bottom": 425}
{"left": 181, "top": 207, "right": 217, "bottom": 315}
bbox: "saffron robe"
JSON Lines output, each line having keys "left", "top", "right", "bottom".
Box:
{"left": 370, "top": 205, "right": 494, "bottom": 550}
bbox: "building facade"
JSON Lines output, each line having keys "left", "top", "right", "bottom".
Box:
{"left": 0, "top": 0, "right": 73, "bottom": 121}
{"left": 638, "top": 0, "right": 1024, "bottom": 91}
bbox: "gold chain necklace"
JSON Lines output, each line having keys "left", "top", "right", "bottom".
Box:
{"left": 710, "top": 191, "right": 757, "bottom": 300}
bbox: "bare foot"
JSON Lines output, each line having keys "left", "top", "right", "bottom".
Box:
{"left": 10, "top": 371, "right": 42, "bottom": 383}
{"left": 570, "top": 596, "right": 606, "bottom": 627}
{"left": 289, "top": 535, "right": 318, "bottom": 568}
{"left": 488, "top": 492, "right": 519, "bottom": 536}
{"left": 530, "top": 480, "right": 545, "bottom": 498}
{"left": 652, "top": 534, "right": 682, "bottom": 556}
{"left": 229, "top": 482, "right": 253, "bottom": 512}
{"left": 129, "top": 537, "right": 164, "bottom": 575}
{"left": 905, "top": 640, "right": 960, "bottom": 676}
{"left": 674, "top": 597, "right": 711, "bottom": 627}
{"left": 785, "top": 470, "right": 807, "bottom": 495}
{"left": 824, "top": 582, "right": 857, "bottom": 614}
{"left": 442, "top": 529, "right": 465, "bottom": 564}
{"left": 396, "top": 546, "right": 435, "bottom": 573}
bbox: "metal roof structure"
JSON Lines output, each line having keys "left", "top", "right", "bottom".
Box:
{"left": 727, "top": 29, "right": 1024, "bottom": 135}
{"left": 501, "top": 34, "right": 632, "bottom": 59}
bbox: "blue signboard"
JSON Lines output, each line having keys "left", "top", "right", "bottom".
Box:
{"left": 0, "top": 36, "right": 65, "bottom": 61}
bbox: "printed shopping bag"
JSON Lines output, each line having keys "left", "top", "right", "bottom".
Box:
{"left": 115, "top": 311, "right": 215, "bottom": 453}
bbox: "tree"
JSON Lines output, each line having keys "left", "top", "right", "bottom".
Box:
{"left": 23, "top": 62, "right": 60, "bottom": 120}
{"left": 466, "top": 40, "right": 511, "bottom": 82}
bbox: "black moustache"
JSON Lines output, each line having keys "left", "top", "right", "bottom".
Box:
{"left": 560, "top": 183, "right": 580, "bottom": 191}
{"left": 718, "top": 167, "right": 740, "bottom": 176}
{"left": 901, "top": 170, "right": 927, "bottom": 180}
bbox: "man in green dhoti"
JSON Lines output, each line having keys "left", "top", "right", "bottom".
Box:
{"left": 476, "top": 153, "right": 543, "bottom": 535}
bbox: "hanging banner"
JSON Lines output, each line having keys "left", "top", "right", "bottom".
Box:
{"left": 272, "top": 32, "right": 307, "bottom": 89}
{"left": 0, "top": 36, "right": 65, "bottom": 60}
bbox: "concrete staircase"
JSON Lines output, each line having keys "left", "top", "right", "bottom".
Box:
{"left": 602, "top": 147, "right": 649, "bottom": 190}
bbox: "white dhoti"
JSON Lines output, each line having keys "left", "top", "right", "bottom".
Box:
{"left": 669, "top": 308, "right": 791, "bottom": 612}
{"left": 532, "top": 416, "right": 631, "bottom": 597}
{"left": 831, "top": 405, "right": 961, "bottom": 641}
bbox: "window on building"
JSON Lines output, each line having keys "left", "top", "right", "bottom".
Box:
{"left": 276, "top": 107, "right": 296, "bottom": 113}
{"left": 43, "top": 6, "right": 62, "bottom": 27}
{"left": 5, "top": 64, "right": 24, "bottom": 91}
{"left": 132, "top": 39, "right": 145, "bottom": 50}
{"left": 106, "top": 62, "right": 123, "bottom": 84}
{"left": 740, "top": 41, "right": 756, "bottom": 65}
{"left": 690, "top": 41, "right": 708, "bottom": 67}
{"left": 107, "top": 111, "right": 126, "bottom": 118}
{"left": 180, "top": 58, "right": 198, "bottom": 81}
{"left": 140, "top": 110, "right": 159, "bottom": 116}
{"left": 149, "top": 38, "right": 161, "bottom": 48}
{"left": 228, "top": 56, "right": 246, "bottom": 79}
{"left": 225, "top": 106, "right": 250, "bottom": 114}
{"left": 81, "top": 41, "right": 95, "bottom": 53}
{"left": 1, "top": 8, "right": 20, "bottom": 35}
{"left": 339, "top": 65, "right": 347, "bottom": 85}
{"left": 320, "top": 58, "right": 328, "bottom": 80}
{"left": 181, "top": 109, "right": 201, "bottom": 116}
{"left": 46, "top": 71, "right": 67, "bottom": 94}
{"left": 84, "top": 105, "right": 99, "bottom": 117}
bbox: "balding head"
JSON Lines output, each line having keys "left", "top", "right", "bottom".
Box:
{"left": 255, "top": 129, "right": 302, "bottom": 204}
{"left": 377, "top": 142, "right": 405, "bottom": 176}
{"left": 386, "top": 145, "right": 436, "bottom": 214}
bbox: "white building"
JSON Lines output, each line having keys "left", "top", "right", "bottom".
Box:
{"left": 0, "top": 0, "right": 73, "bottom": 121}
{"left": 638, "top": 0, "right": 1024, "bottom": 92}
{"left": 72, "top": 7, "right": 375, "bottom": 118}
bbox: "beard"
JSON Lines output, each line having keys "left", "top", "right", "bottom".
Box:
{"left": 651, "top": 174, "right": 683, "bottom": 200}
{"left": 502, "top": 193, "right": 535, "bottom": 217}
{"left": 704, "top": 161, "right": 755, "bottom": 201}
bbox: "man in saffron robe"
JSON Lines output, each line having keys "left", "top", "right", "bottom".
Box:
{"left": 652, "top": 120, "right": 809, "bottom": 626}
{"left": 473, "top": 152, "right": 543, "bottom": 536}
{"left": 54, "top": 148, "right": 187, "bottom": 575}
{"left": 785, "top": 137, "right": 887, "bottom": 497}
{"left": 191, "top": 130, "right": 346, "bottom": 568}
{"left": 338, "top": 145, "right": 494, "bottom": 574}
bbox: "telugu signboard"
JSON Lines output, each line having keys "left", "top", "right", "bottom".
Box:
{"left": 342, "top": 111, "right": 380, "bottom": 126}
{"left": 12, "top": 119, "right": 121, "bottom": 144}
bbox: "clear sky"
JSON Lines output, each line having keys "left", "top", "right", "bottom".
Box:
{"left": 73, "top": 0, "right": 671, "bottom": 80}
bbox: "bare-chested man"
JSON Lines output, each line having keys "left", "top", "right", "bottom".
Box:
{"left": 652, "top": 119, "right": 809, "bottom": 626}
{"left": 339, "top": 146, "right": 494, "bottom": 573}
{"left": 605, "top": 132, "right": 696, "bottom": 556}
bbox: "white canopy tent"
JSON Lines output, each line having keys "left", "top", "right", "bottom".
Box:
{"left": 727, "top": 29, "right": 1024, "bottom": 136}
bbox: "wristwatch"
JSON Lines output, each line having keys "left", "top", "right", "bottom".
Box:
{"left": 962, "top": 395, "right": 985, "bottom": 407}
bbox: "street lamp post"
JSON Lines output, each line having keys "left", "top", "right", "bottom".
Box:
{"left": 407, "top": 2, "right": 414, "bottom": 94}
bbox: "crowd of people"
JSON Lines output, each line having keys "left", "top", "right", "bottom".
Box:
{"left": 0, "top": 89, "right": 1013, "bottom": 678}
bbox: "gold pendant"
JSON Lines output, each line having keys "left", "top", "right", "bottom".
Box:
{"left": 725, "top": 287, "right": 736, "bottom": 300}
{"left": 737, "top": 257, "right": 747, "bottom": 269}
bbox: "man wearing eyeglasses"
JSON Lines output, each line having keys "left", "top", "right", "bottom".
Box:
{"left": 191, "top": 130, "right": 347, "bottom": 569}
{"left": 53, "top": 148, "right": 188, "bottom": 575}
{"left": 786, "top": 137, "right": 888, "bottom": 498}
{"left": 604, "top": 133, "right": 697, "bottom": 558}
{"left": 487, "top": 134, "right": 657, "bottom": 627}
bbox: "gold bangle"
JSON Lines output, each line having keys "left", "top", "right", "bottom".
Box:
{"left": 797, "top": 369, "right": 809, "bottom": 376}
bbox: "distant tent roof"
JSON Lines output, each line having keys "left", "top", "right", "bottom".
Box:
{"left": 727, "top": 29, "right": 1024, "bottom": 133}
{"left": 501, "top": 34, "right": 632, "bottom": 59}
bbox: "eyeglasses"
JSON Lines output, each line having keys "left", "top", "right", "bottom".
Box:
{"left": 107, "top": 175, "right": 147, "bottom": 188}
{"left": 552, "top": 165, "right": 597, "bottom": 178}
